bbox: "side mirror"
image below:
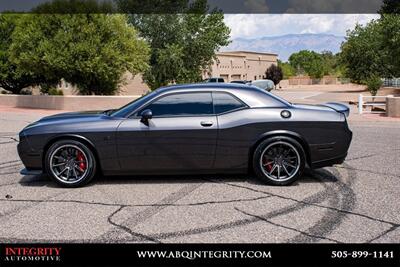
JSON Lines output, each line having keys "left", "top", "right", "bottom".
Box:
{"left": 140, "top": 109, "right": 152, "bottom": 124}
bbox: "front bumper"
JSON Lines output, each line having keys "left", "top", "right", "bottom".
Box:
{"left": 20, "top": 168, "right": 43, "bottom": 176}
{"left": 17, "top": 134, "right": 43, "bottom": 171}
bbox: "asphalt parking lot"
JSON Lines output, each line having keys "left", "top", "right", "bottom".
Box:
{"left": 0, "top": 107, "right": 399, "bottom": 243}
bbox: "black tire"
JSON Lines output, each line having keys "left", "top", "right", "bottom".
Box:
{"left": 45, "top": 139, "right": 97, "bottom": 187}
{"left": 253, "top": 136, "right": 306, "bottom": 186}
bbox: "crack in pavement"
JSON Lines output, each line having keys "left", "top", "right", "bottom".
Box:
{"left": 0, "top": 195, "right": 272, "bottom": 208}
{"left": 335, "top": 165, "right": 399, "bottom": 178}
{"left": 235, "top": 207, "right": 342, "bottom": 243}
{"left": 147, "top": 186, "right": 331, "bottom": 240}
{"left": 204, "top": 174, "right": 397, "bottom": 227}
{"left": 148, "top": 167, "right": 396, "bottom": 243}
{"left": 98, "top": 183, "right": 205, "bottom": 242}
{"left": 366, "top": 225, "right": 400, "bottom": 243}
{"left": 0, "top": 191, "right": 73, "bottom": 220}
{"left": 107, "top": 206, "right": 161, "bottom": 243}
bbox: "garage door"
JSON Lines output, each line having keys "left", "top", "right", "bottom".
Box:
{"left": 231, "top": 75, "right": 241, "bottom": 80}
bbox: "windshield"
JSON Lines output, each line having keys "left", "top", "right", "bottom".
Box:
{"left": 110, "top": 90, "right": 159, "bottom": 118}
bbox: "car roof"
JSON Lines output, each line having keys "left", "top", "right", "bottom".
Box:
{"left": 156, "top": 82, "right": 257, "bottom": 93}
{"left": 154, "top": 83, "right": 290, "bottom": 108}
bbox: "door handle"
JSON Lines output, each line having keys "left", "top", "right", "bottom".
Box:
{"left": 200, "top": 121, "right": 213, "bottom": 127}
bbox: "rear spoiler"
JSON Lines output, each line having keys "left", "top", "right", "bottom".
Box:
{"left": 322, "top": 102, "right": 350, "bottom": 117}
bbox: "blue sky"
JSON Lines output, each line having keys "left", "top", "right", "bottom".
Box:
{"left": 224, "top": 14, "right": 379, "bottom": 39}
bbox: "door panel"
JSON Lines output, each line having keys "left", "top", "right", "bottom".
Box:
{"left": 144, "top": 116, "right": 218, "bottom": 171}
{"left": 116, "top": 91, "right": 218, "bottom": 173}
{"left": 116, "top": 118, "right": 149, "bottom": 171}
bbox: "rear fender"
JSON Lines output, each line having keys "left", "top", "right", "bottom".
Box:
{"left": 322, "top": 102, "right": 350, "bottom": 117}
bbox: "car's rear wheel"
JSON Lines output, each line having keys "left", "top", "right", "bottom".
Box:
{"left": 253, "top": 136, "right": 305, "bottom": 185}
{"left": 45, "top": 140, "right": 96, "bottom": 187}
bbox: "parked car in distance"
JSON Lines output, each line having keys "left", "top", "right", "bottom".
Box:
{"left": 249, "top": 79, "right": 275, "bottom": 91}
{"left": 230, "top": 80, "right": 249, "bottom": 84}
{"left": 18, "top": 83, "right": 352, "bottom": 187}
{"left": 203, "top": 77, "right": 225, "bottom": 83}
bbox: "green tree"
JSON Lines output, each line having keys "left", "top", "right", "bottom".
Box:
{"left": 123, "top": 0, "right": 231, "bottom": 90}
{"left": 265, "top": 64, "right": 283, "bottom": 88}
{"left": 379, "top": 14, "right": 400, "bottom": 76}
{"left": 0, "top": 14, "right": 48, "bottom": 94}
{"left": 10, "top": 14, "right": 150, "bottom": 95}
{"left": 365, "top": 75, "right": 383, "bottom": 96}
{"left": 289, "top": 50, "right": 325, "bottom": 79}
{"left": 340, "top": 21, "right": 385, "bottom": 83}
{"left": 278, "top": 60, "right": 295, "bottom": 79}
{"left": 379, "top": 0, "right": 400, "bottom": 14}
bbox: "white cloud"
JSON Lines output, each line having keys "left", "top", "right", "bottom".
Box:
{"left": 224, "top": 14, "right": 379, "bottom": 39}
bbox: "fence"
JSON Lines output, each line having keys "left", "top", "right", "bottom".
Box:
{"left": 383, "top": 78, "right": 400, "bottom": 88}
{"left": 0, "top": 94, "right": 140, "bottom": 111}
{"left": 288, "top": 76, "right": 350, "bottom": 86}
{"left": 358, "top": 94, "right": 387, "bottom": 114}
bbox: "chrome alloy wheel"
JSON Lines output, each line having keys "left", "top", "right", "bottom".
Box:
{"left": 49, "top": 144, "right": 89, "bottom": 184}
{"left": 259, "top": 141, "right": 300, "bottom": 182}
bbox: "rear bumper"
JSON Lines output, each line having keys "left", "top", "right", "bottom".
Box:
{"left": 310, "top": 153, "right": 347, "bottom": 169}
{"left": 309, "top": 123, "right": 352, "bottom": 169}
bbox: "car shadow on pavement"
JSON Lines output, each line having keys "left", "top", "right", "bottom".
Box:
{"left": 18, "top": 168, "right": 339, "bottom": 188}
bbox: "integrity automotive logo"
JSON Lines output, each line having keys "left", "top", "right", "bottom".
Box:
{"left": 3, "top": 247, "right": 62, "bottom": 263}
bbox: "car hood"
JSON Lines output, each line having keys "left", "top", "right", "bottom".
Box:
{"left": 37, "top": 110, "right": 106, "bottom": 123}
{"left": 20, "top": 110, "right": 123, "bottom": 137}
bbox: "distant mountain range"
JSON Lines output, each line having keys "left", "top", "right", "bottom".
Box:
{"left": 221, "top": 33, "right": 345, "bottom": 61}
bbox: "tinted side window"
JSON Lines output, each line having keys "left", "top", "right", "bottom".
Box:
{"left": 143, "top": 93, "right": 213, "bottom": 117}
{"left": 213, "top": 92, "right": 246, "bottom": 114}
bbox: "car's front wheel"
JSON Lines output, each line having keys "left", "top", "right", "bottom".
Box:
{"left": 45, "top": 140, "right": 97, "bottom": 187}
{"left": 253, "top": 136, "right": 305, "bottom": 185}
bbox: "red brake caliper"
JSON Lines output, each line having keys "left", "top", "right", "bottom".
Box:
{"left": 264, "top": 158, "right": 273, "bottom": 172}
{"left": 77, "top": 151, "right": 86, "bottom": 171}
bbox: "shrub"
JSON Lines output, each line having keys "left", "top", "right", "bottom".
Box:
{"left": 19, "top": 88, "right": 32, "bottom": 95}
{"left": 365, "top": 75, "right": 383, "bottom": 96}
{"left": 265, "top": 64, "right": 283, "bottom": 88}
{"left": 48, "top": 88, "right": 64, "bottom": 95}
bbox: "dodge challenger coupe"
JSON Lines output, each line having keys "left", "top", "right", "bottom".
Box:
{"left": 18, "top": 83, "right": 352, "bottom": 187}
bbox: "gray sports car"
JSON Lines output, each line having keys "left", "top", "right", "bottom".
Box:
{"left": 18, "top": 83, "right": 352, "bottom": 187}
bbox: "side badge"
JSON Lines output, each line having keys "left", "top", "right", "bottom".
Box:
{"left": 281, "top": 110, "right": 291, "bottom": 119}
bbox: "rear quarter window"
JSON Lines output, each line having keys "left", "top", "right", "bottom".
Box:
{"left": 213, "top": 92, "right": 246, "bottom": 114}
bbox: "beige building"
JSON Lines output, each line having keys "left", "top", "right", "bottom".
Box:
{"left": 203, "top": 51, "right": 278, "bottom": 82}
